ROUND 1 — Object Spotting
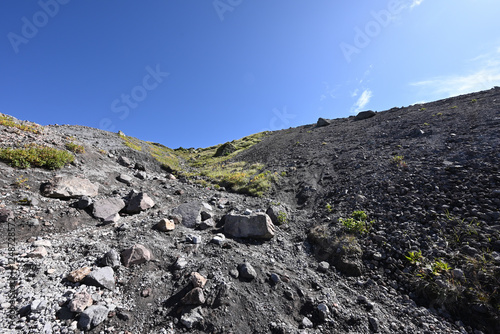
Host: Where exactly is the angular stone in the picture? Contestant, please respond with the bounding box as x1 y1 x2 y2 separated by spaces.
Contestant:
238 262 257 280
67 267 92 283
124 192 155 214
211 233 226 245
317 117 330 127
41 175 99 199
33 239 52 248
154 218 175 232
199 218 215 230
200 211 212 221
76 196 92 209
78 305 109 330
84 267 115 290
214 142 236 157
223 213 275 240
30 299 47 313
134 171 147 180
302 317 313 328
180 306 204 329
186 234 202 244
121 244 152 267
92 198 126 220
118 156 133 167
28 246 47 258
181 287 205 305
100 249 121 269
368 316 379 332
317 261 330 273
354 110 376 121
103 213 120 224
174 257 187 270
0 208 14 222
171 201 203 228
117 174 132 185
266 205 288 226
69 291 93 313
134 162 145 171
190 272 207 288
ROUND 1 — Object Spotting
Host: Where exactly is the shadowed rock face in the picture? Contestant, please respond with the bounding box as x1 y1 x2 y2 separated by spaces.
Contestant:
1 88 499 334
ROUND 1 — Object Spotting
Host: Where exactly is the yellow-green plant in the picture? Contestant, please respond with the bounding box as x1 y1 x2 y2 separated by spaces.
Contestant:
340 211 372 234
405 250 423 265
14 175 30 189
431 259 451 276
0 114 41 134
0 144 74 169
392 155 407 168
65 142 85 154
119 132 142 151
277 211 288 224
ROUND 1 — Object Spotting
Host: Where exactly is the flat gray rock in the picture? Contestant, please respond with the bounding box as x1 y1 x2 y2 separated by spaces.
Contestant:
79 305 109 330
42 175 99 199
171 201 203 228
92 197 126 220
84 266 115 290
223 213 275 240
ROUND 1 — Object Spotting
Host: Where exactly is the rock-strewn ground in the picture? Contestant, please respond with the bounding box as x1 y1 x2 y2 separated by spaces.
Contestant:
0 87 499 333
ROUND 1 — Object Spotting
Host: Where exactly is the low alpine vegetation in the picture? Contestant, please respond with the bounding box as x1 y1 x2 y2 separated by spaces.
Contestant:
0 144 74 169
340 210 372 234
0 114 41 134
65 142 85 154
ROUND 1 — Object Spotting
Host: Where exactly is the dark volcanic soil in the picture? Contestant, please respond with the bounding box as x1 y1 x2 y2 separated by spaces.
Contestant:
0 87 499 334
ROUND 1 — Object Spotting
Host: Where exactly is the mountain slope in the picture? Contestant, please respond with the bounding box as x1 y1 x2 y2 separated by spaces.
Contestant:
0 87 499 333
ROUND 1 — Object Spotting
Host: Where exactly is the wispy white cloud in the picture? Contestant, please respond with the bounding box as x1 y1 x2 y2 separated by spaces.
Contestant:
319 82 339 101
411 47 500 97
410 0 424 9
351 89 373 114
351 89 359 98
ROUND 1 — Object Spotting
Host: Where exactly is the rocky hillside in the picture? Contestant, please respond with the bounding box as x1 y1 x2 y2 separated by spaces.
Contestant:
0 87 499 334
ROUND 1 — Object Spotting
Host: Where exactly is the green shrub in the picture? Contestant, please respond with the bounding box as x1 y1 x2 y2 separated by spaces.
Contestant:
277 211 288 224
431 259 451 276
0 114 41 134
405 250 423 265
65 142 85 154
340 211 371 234
0 144 74 169
392 155 407 168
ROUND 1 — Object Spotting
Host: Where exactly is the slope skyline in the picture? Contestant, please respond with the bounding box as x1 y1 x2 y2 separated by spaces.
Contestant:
1 0 500 148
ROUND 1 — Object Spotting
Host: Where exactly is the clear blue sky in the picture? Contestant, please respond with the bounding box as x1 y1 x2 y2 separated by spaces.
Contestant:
1 1 500 148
